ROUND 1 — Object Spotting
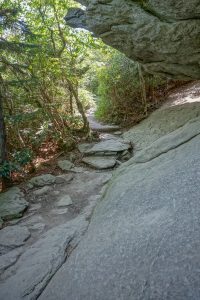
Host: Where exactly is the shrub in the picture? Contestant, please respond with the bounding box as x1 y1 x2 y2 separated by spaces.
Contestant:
95 52 168 125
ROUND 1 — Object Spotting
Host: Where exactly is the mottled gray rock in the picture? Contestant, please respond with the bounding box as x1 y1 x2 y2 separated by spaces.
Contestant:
33 186 51 196
58 160 74 171
56 195 72 207
82 139 131 155
70 167 86 173
28 223 45 232
29 174 56 187
55 174 74 184
28 203 42 212
0 187 28 222
0 248 23 275
114 131 122 135
82 156 116 169
65 0 200 79
78 143 93 154
0 226 30 248
0 217 88 300
52 208 69 215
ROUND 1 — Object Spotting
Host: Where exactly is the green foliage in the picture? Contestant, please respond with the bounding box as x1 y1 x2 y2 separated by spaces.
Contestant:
0 148 33 178
0 0 102 183
95 51 167 124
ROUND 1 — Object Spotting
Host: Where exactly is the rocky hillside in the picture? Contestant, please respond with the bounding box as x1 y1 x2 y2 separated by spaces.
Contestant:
65 0 200 79
39 81 200 300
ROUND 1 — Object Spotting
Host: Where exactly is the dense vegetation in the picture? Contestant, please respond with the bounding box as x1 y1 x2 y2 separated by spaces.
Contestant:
95 52 172 125
0 0 179 190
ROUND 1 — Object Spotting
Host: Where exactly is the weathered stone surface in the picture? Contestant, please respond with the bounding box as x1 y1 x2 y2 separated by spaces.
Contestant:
58 160 74 171
81 139 131 155
0 248 23 275
124 84 200 153
52 208 69 215
78 143 93 154
39 94 200 300
56 195 72 207
0 226 30 249
0 187 28 222
29 174 56 187
0 217 88 300
65 0 200 79
82 156 116 169
55 174 74 184
33 186 51 196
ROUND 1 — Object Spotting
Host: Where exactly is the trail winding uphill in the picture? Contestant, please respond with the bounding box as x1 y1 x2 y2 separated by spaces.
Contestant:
1 82 200 300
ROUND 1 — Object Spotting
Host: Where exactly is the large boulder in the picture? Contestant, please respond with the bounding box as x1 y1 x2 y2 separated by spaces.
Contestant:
65 0 200 80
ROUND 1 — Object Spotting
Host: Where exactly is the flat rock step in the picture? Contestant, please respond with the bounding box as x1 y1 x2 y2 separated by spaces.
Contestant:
82 156 116 169
78 139 131 156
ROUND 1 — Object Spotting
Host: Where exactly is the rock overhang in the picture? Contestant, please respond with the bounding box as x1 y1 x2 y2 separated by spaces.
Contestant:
65 0 200 80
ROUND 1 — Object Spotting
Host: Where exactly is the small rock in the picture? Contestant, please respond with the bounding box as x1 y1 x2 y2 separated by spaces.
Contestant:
58 160 74 171
56 195 72 207
33 186 51 196
52 208 69 215
29 223 45 232
78 143 93 154
55 174 74 184
29 203 42 212
53 191 60 196
29 174 56 187
82 156 116 169
0 226 30 248
114 131 122 135
0 187 28 222
70 167 85 173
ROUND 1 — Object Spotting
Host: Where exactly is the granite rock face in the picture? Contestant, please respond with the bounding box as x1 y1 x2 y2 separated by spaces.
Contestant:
38 84 200 300
65 0 200 80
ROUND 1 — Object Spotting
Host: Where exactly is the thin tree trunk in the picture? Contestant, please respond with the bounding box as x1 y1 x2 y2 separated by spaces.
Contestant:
68 81 90 134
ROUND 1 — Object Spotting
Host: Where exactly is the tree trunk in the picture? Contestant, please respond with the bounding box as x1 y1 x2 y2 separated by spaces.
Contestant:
68 81 90 134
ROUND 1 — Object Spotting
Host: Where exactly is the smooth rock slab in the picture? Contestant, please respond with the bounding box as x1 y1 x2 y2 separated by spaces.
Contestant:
0 226 30 248
82 156 116 169
0 187 28 222
39 132 200 300
58 160 74 171
82 139 131 155
0 247 23 275
0 217 88 300
56 195 72 207
29 174 56 187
